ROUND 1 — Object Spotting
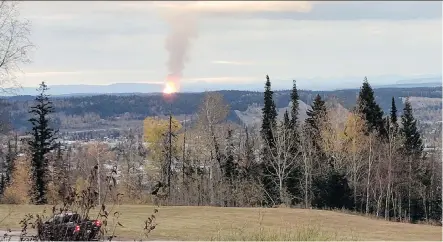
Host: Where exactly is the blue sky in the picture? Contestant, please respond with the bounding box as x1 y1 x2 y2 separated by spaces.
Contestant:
16 1 442 90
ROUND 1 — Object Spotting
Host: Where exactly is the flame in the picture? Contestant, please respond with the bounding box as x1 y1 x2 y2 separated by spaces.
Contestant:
163 75 180 94
163 81 177 94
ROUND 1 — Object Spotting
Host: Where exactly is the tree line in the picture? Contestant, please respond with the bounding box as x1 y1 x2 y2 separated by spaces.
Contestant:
3 86 441 132
0 77 441 225
140 75 440 224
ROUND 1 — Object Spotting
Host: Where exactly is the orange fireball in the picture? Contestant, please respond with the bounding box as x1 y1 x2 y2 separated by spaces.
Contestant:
163 81 177 94
163 75 180 95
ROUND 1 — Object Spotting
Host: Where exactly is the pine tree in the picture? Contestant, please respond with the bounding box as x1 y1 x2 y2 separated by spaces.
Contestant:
357 77 386 137
260 75 278 205
261 75 277 146
283 81 303 205
312 168 353 210
290 80 299 130
306 94 327 133
389 97 398 134
390 97 398 126
400 98 423 157
305 94 328 167
400 97 423 222
28 82 58 204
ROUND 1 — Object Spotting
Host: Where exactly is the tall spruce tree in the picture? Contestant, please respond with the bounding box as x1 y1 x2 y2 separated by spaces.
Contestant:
357 77 386 137
260 75 278 205
284 80 303 205
400 98 423 221
306 94 327 133
400 98 423 157
389 97 398 133
261 75 277 146
290 80 299 130
28 82 57 204
306 94 348 209
305 94 328 167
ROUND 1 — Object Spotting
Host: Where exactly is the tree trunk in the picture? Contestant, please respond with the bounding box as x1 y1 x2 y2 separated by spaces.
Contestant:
423 190 428 221
391 193 397 220
399 194 402 222
408 157 412 222
385 139 393 220
279 177 284 206
365 136 372 215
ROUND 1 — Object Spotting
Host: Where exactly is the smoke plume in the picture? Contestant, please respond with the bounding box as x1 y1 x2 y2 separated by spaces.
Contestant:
157 1 313 89
164 12 197 79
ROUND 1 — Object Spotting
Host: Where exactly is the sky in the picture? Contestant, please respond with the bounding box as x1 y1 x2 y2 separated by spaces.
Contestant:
13 1 443 91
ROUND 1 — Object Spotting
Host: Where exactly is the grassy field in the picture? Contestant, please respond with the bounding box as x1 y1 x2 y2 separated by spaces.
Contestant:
0 205 441 241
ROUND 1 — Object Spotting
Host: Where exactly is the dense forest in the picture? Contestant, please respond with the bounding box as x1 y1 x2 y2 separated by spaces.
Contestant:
1 86 441 132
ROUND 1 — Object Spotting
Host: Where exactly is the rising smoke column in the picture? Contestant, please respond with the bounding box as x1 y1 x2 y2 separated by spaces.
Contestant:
163 11 198 91
158 1 313 92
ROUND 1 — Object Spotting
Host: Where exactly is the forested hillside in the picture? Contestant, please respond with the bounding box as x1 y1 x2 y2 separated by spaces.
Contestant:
1 86 441 132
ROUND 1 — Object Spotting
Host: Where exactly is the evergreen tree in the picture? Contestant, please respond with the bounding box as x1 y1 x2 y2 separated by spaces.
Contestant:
305 94 328 169
400 98 423 157
260 75 278 205
224 128 237 180
389 97 398 134
357 77 386 137
0 173 5 197
28 82 58 204
290 80 299 130
400 98 423 221
306 94 327 133
261 75 277 146
284 81 303 205
312 167 353 210
390 97 398 126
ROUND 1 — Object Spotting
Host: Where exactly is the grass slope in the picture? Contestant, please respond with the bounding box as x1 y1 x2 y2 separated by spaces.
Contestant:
0 205 441 241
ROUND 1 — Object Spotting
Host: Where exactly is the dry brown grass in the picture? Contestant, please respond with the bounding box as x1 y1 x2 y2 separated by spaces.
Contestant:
0 205 441 241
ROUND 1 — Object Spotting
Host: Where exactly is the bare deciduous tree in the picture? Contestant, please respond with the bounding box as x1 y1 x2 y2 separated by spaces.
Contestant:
0 0 34 93
86 142 115 205
197 92 229 168
263 124 299 205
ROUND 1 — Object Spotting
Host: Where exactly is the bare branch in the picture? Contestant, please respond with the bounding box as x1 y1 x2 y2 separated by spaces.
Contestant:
0 0 34 93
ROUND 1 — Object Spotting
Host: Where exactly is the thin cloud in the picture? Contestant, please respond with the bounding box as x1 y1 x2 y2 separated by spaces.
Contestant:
153 1 312 15
21 71 82 77
211 60 255 66
184 76 257 83
19 69 153 77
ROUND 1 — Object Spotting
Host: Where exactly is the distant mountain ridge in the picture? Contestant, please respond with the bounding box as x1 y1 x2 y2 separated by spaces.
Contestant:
3 75 441 97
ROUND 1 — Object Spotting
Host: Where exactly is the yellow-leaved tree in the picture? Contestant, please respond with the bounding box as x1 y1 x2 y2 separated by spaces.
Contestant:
143 116 182 182
1 156 32 204
342 111 368 209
